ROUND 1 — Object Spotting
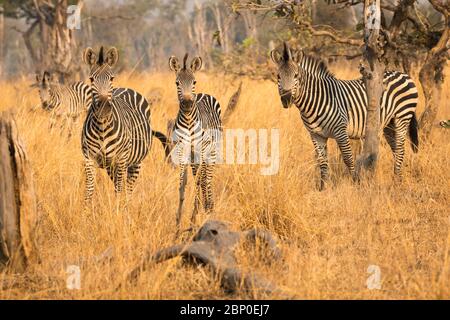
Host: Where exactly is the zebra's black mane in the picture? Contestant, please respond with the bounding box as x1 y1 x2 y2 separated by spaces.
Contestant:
98 46 105 65
299 54 334 78
183 53 189 70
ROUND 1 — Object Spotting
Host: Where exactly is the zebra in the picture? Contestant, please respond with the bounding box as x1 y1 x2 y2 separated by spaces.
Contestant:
168 53 222 235
81 46 157 205
34 71 170 157
270 42 419 190
34 71 91 137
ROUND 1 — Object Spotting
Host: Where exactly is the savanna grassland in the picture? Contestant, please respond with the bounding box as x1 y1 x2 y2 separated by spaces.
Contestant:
0 64 449 299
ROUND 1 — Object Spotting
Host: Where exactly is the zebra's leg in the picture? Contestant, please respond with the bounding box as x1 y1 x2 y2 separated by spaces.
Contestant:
110 162 127 212
334 130 356 180
311 134 329 191
59 115 68 133
383 118 397 155
84 159 96 210
176 164 188 236
126 164 141 197
67 115 78 140
392 119 409 178
114 163 127 194
191 163 201 226
201 164 215 214
49 115 57 132
106 165 117 199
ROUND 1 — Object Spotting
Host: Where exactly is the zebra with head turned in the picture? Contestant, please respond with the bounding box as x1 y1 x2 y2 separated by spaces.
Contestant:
34 71 91 137
169 54 222 235
82 46 156 205
271 42 419 190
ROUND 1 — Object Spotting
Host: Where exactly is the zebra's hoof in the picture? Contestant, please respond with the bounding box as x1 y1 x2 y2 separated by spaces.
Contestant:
352 173 360 183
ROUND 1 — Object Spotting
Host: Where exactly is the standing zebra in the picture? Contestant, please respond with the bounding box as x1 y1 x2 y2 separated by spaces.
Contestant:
169 54 222 235
82 46 154 205
271 43 419 190
35 71 91 138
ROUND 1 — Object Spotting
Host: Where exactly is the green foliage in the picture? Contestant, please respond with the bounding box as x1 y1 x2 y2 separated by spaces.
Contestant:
242 37 255 49
355 22 364 32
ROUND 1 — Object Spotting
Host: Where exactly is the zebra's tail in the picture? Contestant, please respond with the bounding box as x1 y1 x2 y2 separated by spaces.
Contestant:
151 130 172 160
409 113 419 153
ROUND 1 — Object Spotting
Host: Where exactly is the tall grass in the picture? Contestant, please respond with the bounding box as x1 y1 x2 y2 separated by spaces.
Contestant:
0 65 448 299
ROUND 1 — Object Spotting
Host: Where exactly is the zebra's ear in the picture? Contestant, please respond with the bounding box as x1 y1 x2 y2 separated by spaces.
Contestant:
43 71 51 84
190 57 203 72
31 74 41 88
270 49 282 65
105 47 119 67
169 56 180 72
83 47 97 67
291 49 303 64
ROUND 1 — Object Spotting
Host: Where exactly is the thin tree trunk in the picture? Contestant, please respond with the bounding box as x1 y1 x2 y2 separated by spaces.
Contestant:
419 60 445 139
212 3 230 54
357 0 385 174
192 2 212 68
242 11 258 45
0 5 4 78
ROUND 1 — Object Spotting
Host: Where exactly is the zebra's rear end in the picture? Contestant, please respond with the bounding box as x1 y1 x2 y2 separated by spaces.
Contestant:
381 71 418 127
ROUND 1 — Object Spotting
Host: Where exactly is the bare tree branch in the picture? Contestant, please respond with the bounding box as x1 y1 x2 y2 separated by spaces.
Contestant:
297 20 363 46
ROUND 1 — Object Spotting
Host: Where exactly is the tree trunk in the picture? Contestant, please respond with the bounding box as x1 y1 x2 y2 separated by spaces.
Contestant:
418 8 449 141
242 11 258 45
0 5 4 78
212 3 230 54
357 0 385 174
20 0 79 82
0 112 39 272
191 2 212 68
418 59 445 140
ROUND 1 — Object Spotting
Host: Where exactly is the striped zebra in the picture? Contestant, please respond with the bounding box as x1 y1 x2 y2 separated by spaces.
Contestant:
35 71 91 137
34 71 170 155
169 54 222 235
81 46 156 204
270 43 419 190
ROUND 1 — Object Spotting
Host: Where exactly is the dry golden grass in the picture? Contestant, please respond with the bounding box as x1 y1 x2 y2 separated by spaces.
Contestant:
0 65 449 300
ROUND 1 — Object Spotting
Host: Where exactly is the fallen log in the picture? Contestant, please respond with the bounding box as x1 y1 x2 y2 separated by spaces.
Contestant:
120 219 292 298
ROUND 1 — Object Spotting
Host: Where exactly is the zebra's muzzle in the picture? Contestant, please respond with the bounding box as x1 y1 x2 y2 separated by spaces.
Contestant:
181 95 194 109
182 93 194 102
97 94 110 103
280 91 292 109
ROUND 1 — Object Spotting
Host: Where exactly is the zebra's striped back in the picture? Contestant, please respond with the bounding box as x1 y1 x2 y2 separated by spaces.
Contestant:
36 72 91 117
57 82 92 116
173 93 222 163
82 87 152 168
294 55 419 139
